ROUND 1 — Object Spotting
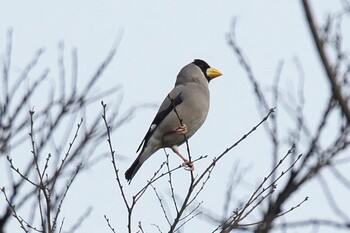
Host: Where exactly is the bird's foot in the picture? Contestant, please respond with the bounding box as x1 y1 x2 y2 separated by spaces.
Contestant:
173 124 188 135
182 160 194 171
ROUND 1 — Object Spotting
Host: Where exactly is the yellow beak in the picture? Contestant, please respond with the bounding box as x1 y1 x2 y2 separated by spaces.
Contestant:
206 67 222 79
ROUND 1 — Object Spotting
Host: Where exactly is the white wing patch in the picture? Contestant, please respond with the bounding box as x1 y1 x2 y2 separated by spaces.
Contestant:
149 124 157 133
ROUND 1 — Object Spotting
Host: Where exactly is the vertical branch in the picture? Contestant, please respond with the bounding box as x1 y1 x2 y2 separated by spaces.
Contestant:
2 29 12 109
101 101 132 233
1 29 13 154
70 48 78 98
29 110 53 233
269 61 283 204
165 94 197 232
301 0 350 122
165 151 179 213
58 42 66 102
167 94 192 164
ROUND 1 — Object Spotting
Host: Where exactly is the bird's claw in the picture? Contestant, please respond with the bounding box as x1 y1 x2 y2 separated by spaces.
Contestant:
182 160 194 171
173 124 188 135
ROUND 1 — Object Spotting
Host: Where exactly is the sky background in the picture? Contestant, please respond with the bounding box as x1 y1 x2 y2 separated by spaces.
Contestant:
1 1 349 232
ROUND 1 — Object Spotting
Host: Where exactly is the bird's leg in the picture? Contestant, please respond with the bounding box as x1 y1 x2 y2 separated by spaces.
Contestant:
172 123 188 134
171 145 194 171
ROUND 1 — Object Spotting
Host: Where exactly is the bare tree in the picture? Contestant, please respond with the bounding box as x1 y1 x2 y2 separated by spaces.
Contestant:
103 102 291 233
3 1 350 232
101 1 350 233
0 30 142 233
223 1 350 232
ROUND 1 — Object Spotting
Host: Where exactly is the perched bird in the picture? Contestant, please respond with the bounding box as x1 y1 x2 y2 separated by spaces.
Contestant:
125 59 222 182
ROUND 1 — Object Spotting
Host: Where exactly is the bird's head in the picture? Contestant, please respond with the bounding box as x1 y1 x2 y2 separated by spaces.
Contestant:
193 59 222 82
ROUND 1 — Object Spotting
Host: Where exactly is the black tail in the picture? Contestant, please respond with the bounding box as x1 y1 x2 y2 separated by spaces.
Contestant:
125 158 142 183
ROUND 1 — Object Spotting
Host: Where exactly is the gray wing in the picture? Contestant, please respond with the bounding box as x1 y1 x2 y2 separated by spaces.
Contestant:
136 86 184 153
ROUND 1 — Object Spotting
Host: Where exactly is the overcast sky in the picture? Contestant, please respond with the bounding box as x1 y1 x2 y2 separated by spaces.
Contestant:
1 1 349 233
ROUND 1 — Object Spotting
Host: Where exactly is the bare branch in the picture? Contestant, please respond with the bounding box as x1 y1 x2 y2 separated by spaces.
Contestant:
301 0 350 123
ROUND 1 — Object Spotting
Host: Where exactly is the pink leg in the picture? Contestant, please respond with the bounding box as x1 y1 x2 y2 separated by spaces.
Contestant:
171 145 194 171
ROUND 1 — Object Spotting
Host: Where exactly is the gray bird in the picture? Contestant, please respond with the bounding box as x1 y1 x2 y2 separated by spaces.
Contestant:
125 59 222 182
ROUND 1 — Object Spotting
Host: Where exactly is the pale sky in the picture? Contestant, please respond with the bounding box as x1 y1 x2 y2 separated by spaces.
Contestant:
1 1 349 233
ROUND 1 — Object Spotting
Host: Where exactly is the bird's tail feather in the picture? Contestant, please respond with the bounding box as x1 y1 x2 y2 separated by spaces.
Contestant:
125 158 142 183
125 145 159 183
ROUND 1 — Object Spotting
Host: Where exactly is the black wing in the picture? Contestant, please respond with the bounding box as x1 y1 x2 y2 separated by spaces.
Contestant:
136 92 183 153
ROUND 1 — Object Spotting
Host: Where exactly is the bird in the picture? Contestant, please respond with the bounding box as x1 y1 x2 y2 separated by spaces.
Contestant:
125 59 222 182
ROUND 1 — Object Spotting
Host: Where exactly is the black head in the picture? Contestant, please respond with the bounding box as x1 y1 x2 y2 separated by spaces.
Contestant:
193 59 210 75
192 59 222 82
